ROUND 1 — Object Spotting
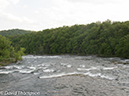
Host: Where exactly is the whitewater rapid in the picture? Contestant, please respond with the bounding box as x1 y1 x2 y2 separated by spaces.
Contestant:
0 55 129 96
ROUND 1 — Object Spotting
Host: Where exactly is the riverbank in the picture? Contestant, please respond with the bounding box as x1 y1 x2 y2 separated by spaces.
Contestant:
0 58 15 66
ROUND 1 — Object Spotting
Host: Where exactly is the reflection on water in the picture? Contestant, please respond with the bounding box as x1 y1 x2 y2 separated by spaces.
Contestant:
0 55 129 96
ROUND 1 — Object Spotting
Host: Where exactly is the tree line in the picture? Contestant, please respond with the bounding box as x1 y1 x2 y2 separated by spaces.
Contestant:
9 20 129 58
0 29 34 37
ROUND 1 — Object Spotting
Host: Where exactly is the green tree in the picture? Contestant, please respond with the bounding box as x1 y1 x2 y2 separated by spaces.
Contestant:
0 35 25 64
14 48 25 62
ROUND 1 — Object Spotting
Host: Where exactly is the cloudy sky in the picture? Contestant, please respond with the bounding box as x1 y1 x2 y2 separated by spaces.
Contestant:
0 0 129 31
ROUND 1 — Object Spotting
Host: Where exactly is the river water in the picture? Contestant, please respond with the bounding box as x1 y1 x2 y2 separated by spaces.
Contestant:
0 55 129 96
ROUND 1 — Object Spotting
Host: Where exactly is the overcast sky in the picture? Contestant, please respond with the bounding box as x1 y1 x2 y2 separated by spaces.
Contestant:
0 0 129 31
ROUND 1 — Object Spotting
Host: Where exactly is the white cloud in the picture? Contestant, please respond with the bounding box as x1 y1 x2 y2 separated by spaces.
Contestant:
0 0 129 31
1 12 36 24
67 0 121 4
0 0 10 11
9 0 20 4
30 0 129 30
0 0 20 11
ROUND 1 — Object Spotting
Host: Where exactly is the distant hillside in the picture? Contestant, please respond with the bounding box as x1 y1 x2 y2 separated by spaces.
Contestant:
0 29 34 36
11 20 129 58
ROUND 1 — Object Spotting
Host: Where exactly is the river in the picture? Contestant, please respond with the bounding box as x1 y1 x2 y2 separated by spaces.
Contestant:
0 55 129 96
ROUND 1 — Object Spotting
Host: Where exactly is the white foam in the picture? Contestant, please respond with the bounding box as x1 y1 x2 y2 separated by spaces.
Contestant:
4 65 24 70
77 68 87 71
28 66 36 70
80 65 85 68
85 72 101 77
77 67 98 71
22 55 62 59
67 65 72 68
102 67 117 70
85 72 114 80
88 67 98 70
120 59 129 63
4 66 14 69
43 69 54 73
33 73 39 75
46 56 62 59
77 66 117 71
13 65 24 69
0 71 13 74
99 75 114 80
19 70 34 74
40 73 64 78
39 72 79 78
39 72 114 80
22 55 34 58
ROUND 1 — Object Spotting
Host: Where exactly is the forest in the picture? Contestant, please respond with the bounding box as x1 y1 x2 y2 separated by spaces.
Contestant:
0 35 25 66
6 20 129 58
0 29 34 37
